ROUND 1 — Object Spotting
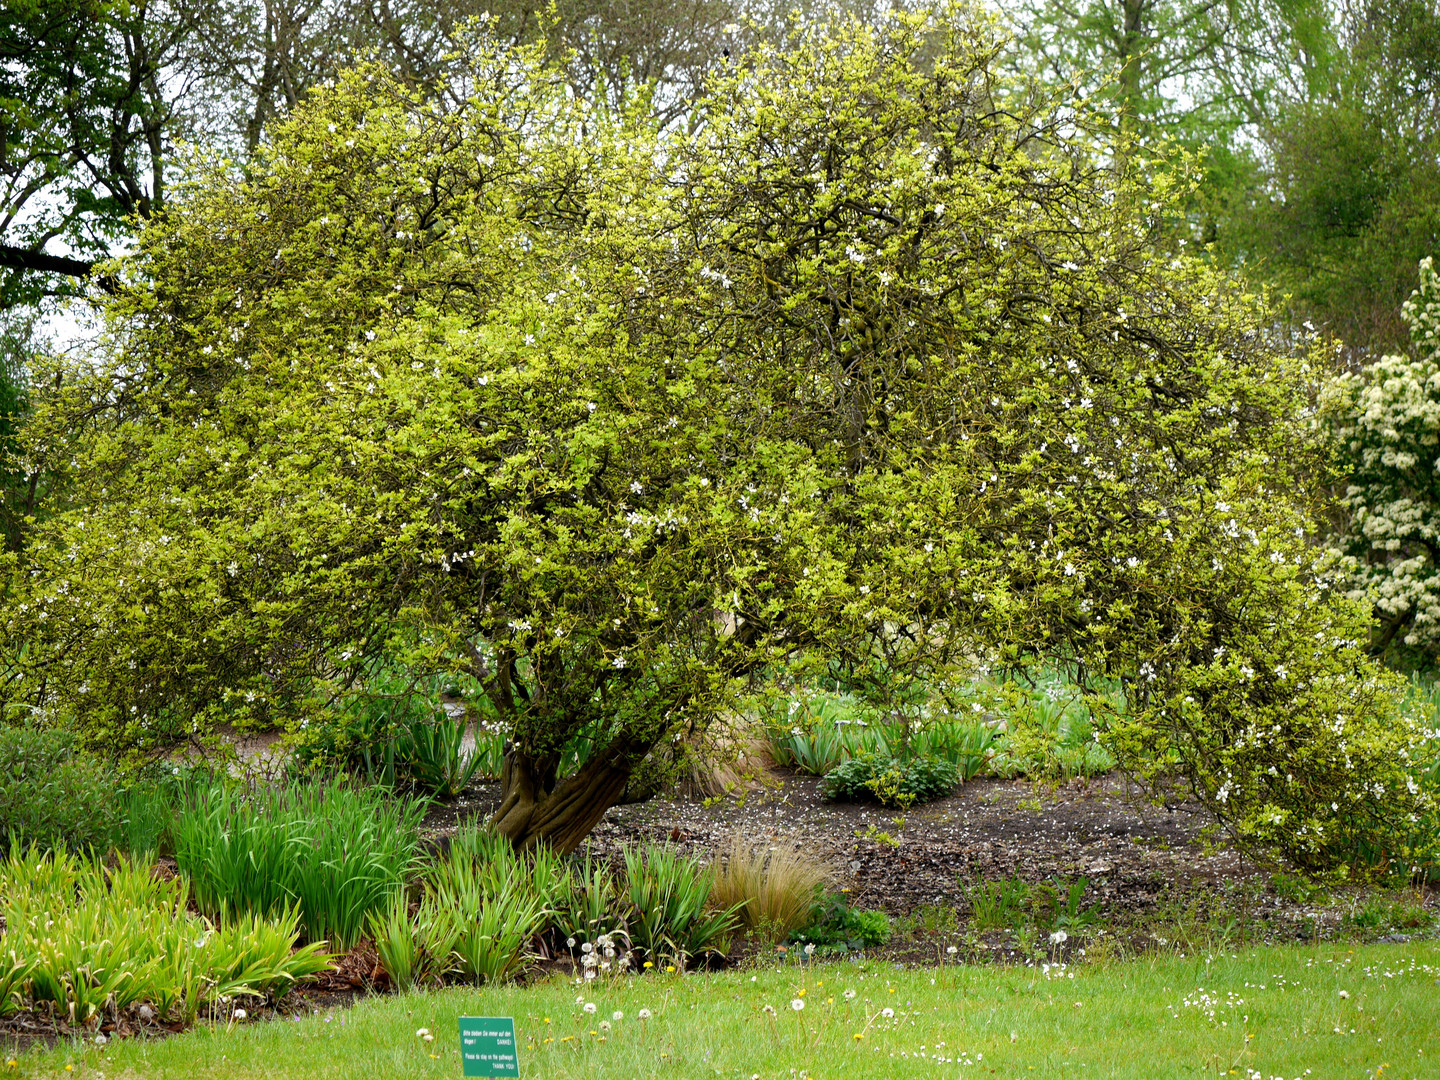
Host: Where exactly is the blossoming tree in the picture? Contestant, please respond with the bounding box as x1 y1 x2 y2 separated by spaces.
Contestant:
4 6 1433 867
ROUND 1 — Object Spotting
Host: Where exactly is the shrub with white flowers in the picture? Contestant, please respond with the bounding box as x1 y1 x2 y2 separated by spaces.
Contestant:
1324 257 1440 662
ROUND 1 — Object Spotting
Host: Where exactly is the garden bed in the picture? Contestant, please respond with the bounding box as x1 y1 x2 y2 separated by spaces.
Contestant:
428 765 1438 951
3 759 1435 1062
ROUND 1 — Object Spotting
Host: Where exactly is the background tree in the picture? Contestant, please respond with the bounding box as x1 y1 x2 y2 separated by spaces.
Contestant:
1001 0 1440 356
0 0 777 304
0 0 194 303
0 309 37 553
1003 0 1257 135
2 8 1431 866
1213 0 1440 353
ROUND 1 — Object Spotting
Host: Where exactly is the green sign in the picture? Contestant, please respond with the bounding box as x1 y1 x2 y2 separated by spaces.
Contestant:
459 1016 519 1077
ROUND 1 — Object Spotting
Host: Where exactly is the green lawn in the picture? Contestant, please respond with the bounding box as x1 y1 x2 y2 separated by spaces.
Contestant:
13 942 1440 1080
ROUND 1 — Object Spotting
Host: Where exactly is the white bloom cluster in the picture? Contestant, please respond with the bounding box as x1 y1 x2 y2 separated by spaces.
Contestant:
1325 257 1440 653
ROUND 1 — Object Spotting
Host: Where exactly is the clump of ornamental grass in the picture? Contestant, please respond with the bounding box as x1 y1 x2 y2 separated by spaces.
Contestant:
708 834 832 942
622 843 745 966
173 777 426 949
369 823 568 988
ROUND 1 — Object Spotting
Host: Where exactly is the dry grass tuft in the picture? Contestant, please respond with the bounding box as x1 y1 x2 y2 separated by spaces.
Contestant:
708 833 832 941
674 739 778 800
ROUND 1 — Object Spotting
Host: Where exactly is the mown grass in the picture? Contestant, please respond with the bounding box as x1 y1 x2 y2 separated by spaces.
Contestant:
15 941 1439 1079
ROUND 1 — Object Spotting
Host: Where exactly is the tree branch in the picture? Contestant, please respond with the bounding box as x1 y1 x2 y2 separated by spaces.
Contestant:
0 243 114 291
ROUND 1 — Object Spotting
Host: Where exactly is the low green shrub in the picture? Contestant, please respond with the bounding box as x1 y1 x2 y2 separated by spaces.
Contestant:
789 893 891 952
174 778 426 949
0 843 330 1027
822 752 959 807
0 726 122 853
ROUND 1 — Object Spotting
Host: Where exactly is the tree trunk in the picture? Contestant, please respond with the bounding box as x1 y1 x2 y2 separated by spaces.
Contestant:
1118 0 1147 133
490 740 645 855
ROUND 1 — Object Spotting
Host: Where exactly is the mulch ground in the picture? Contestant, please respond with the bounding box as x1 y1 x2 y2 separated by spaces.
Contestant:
424 765 1438 949
389 765 1440 989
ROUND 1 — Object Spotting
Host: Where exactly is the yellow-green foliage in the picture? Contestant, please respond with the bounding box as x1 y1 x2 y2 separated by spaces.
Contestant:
1 4 1433 869
0 844 331 1026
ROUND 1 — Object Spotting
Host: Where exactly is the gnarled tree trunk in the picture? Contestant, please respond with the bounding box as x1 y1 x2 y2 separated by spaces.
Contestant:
490 738 648 854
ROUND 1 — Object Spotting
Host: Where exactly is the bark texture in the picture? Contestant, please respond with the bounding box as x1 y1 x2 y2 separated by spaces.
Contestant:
490 738 647 854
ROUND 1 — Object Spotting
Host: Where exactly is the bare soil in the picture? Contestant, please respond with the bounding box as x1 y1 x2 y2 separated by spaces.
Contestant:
425 765 1437 948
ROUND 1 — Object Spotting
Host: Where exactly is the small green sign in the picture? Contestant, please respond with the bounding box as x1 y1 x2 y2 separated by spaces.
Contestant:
459 1016 519 1077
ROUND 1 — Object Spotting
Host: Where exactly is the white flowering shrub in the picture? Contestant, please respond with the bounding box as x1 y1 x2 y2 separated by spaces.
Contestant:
1324 257 1440 663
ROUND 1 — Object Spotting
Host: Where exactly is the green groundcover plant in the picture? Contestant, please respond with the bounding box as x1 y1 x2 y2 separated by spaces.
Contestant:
0 843 330 1027
789 892 893 952
0 4 1434 870
822 751 959 807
